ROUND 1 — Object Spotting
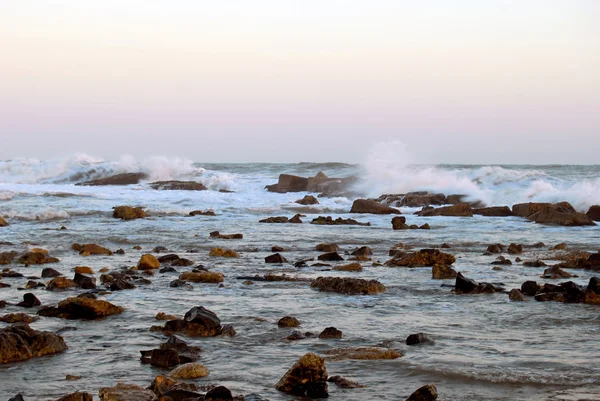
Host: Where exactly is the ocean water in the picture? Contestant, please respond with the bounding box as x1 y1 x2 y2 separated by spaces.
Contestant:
1 154 599 401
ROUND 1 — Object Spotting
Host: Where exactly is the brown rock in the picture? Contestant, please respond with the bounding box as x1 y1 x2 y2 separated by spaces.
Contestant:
209 231 243 239
275 353 328 398
209 248 238 257
38 297 123 320
46 277 78 291
150 181 207 191
386 249 455 267
179 271 224 283
406 384 438 401
0 251 18 265
541 265 574 279
78 244 113 256
334 263 363 272
507 243 523 254
318 327 342 339
278 316 300 328
259 216 289 223
417 203 473 217
0 323 67 364
350 199 401 214
391 216 410 230
473 206 513 216
487 244 504 254
311 277 386 295
431 264 457 279
0 217 8 227
509 289 525 301
189 210 216 216
17 252 59 265
17 293 41 308
112 206 147 220
56 392 93 401
289 213 304 223
266 174 309 193
315 243 339 252
318 252 344 261
327 375 365 388
204 386 233 401
587 205 600 221
265 253 288 264
0 313 39 324
311 216 370 226
78 172 147 186
169 362 209 379
99 383 155 401
512 202 558 217
552 243 567 250
156 312 178 321
322 347 401 361
74 266 94 275
296 195 319 205
137 254 160 270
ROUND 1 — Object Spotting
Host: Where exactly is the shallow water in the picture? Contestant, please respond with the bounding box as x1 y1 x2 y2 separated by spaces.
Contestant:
1 160 600 400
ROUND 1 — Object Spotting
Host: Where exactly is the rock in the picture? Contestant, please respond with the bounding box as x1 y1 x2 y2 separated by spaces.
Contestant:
541 266 574 279
278 316 300 328
289 213 303 223
8 395 24 401
406 333 434 346
79 172 148 186
158 254 180 264
406 384 438 401
110 278 136 291
17 252 59 265
0 323 67 364
140 349 181 368
17 293 41 308
265 253 288 264
487 244 504 254
271 246 286 252
311 277 386 295
351 246 372 257
137 254 160 270
391 216 410 230
169 362 209 379
350 199 401 214
112 206 147 220
150 181 207 191
209 248 238 257
169 279 192 289
99 382 155 401
0 251 18 264
512 202 565 217
189 210 216 216
432 264 457 279
204 386 233 401
266 174 310 193
179 271 224 283
588 277 600 294
259 216 289 223
73 273 96 289
318 252 344 261
333 263 362 272
327 376 365 389
417 204 473 217
78 244 113 256
514 202 595 226
311 216 370 226
296 195 319 205
155 306 226 337
170 258 194 267
378 192 446 207
0 313 39 324
275 353 328 398
521 281 541 296
473 206 513 216
156 312 178 321
523 260 546 267
55 392 93 401
210 231 243 239
322 347 401 361
509 289 525 301
454 273 503 294
386 249 455 267
0 217 8 227
319 327 342 339
491 256 512 265
65 375 82 381
286 330 305 341
587 205 600 221
507 243 523 254
38 297 123 320
315 243 339 252
46 277 78 291
74 266 94 275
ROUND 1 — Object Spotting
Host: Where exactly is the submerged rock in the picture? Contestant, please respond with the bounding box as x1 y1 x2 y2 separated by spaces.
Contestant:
150 181 207 191
318 327 343 339
153 306 232 337
386 249 455 267
75 244 113 256
406 384 438 401
406 333 434 346
38 297 123 320
99 382 155 401
209 231 243 239
169 362 209 379
350 199 401 214
296 195 319 205
112 206 147 220
79 172 147 186
311 277 386 295
17 252 59 265
0 323 67 364
275 353 328 398
311 216 370 226
322 347 401 361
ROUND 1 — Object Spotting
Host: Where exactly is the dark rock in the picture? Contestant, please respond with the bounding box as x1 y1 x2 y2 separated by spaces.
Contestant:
0 323 67 363
391 216 410 230
513 202 595 226
275 352 328 398
289 213 304 223
318 252 344 261
296 195 319 205
406 384 438 401
286 330 305 341
491 256 512 265
386 249 455 267
327 375 365 389
265 253 288 264
473 206 513 216
171 258 194 267
204 386 233 401
507 243 523 254
150 181 207 191
406 333 434 346
159 266 177 273
259 216 288 223
417 204 473 217
114 248 125 255
55 392 93 401
73 273 96 289
315 243 339 252
109 278 136 291
351 246 372 257
140 348 181 368
454 273 503 294
78 172 147 186
37 297 123 320
523 260 546 267
271 246 286 252
278 316 300 328
521 281 541 296
587 205 600 221
158 254 181 264
169 279 192 289
266 174 309 193
311 216 370 226
350 199 401 214
588 277 600 294
189 210 216 216
487 244 504 254
8 395 25 401
509 289 525 301
318 327 342 339
541 266 574 279
432 264 457 279
210 231 243 239
17 293 41 308
311 276 386 295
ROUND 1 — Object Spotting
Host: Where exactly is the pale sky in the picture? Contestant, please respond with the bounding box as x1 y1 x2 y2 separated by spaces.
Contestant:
1 0 599 164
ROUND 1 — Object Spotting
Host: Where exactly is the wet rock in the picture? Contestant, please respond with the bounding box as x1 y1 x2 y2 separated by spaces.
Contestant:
266 174 310 193
327 375 365 389
189 210 216 216
534 281 586 303
112 206 147 220
278 316 300 328
17 252 59 265
507 243 523 254
79 172 147 186
109 278 136 291
209 248 238 257
588 277 600 294
513 202 595 226
155 306 227 337
315 243 339 252
65 374 82 380
77 244 112 256
259 216 289 223
351 246 372 257
318 252 344 261
523 260 546 267
157 254 181 264
419 223 431 230
541 266 574 279
350 199 401 214
286 330 305 341
55 392 93 401
391 216 409 230
432 264 457 279
386 249 455 267
8 395 24 401
487 244 504 254
417 204 473 217
38 297 123 320
406 384 438 401
318 327 342 339
491 256 512 265
156 312 178 321
0 323 67 363
454 273 503 294
509 289 525 301
150 181 207 191
271 246 286 252
587 205 600 221
333 263 362 272
265 253 288 264
289 213 304 223
17 293 41 308
159 267 177 274
0 217 8 227
169 279 192 289
406 333 434 345
521 281 541 296
0 313 39 324
322 347 401 361
378 192 446 208
204 386 233 401
169 362 209 379
311 277 386 295
73 273 96 289
99 382 155 401
0 251 18 265
179 271 224 283
311 216 370 226
275 352 328 398
46 277 78 291
74 266 94 275
137 254 160 270
140 338 200 368
473 206 513 216
210 231 243 239
296 195 319 205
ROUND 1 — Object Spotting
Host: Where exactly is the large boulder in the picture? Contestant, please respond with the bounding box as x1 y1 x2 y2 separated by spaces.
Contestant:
150 181 207 191
266 174 309 193
296 195 319 205
473 206 513 217
587 205 600 221
169 362 209 379
77 244 112 256
56 392 94 401
153 306 232 337
0 323 67 364
378 192 446 207
386 249 455 267
531 207 595 226
179 271 224 283
78 172 148 186
99 383 155 401
17 252 59 265
311 216 370 226
512 202 564 217
112 206 147 220
454 273 504 294
38 297 123 320
350 199 401 214
432 264 457 279
137 254 160 270
406 384 438 401
417 204 473 217
311 277 386 295
275 353 328 398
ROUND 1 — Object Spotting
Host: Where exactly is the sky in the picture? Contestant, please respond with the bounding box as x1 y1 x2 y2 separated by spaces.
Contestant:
0 0 599 164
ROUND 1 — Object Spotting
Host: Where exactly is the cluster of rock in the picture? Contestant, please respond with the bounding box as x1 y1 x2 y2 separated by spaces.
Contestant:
392 216 430 230
311 216 370 226
140 335 201 369
259 214 304 223
266 171 356 195
510 277 600 304
512 202 596 226
151 306 235 337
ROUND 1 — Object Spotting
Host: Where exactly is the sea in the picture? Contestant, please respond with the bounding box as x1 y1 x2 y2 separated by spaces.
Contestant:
0 153 599 401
